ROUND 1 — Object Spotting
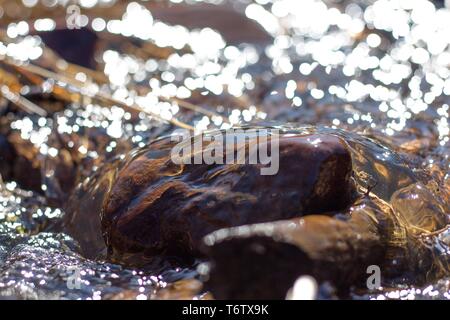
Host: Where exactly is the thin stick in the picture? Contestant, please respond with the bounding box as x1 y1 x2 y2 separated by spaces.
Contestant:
0 85 48 117
162 96 223 119
3 60 194 130
4 58 228 124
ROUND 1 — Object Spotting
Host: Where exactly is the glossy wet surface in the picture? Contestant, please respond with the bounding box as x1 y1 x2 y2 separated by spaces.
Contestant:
0 0 449 299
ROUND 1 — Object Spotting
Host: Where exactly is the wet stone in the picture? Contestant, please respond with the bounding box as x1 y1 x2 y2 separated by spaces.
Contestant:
102 131 355 265
202 197 391 299
4 132 42 193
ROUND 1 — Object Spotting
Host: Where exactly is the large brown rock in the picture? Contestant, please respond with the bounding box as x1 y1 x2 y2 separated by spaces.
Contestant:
102 131 355 265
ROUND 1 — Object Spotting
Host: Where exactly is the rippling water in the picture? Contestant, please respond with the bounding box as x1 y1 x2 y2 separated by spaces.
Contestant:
0 0 449 299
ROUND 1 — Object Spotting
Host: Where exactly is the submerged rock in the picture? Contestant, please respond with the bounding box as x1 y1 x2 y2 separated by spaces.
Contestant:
202 192 449 299
202 197 391 299
64 125 448 299
102 130 355 264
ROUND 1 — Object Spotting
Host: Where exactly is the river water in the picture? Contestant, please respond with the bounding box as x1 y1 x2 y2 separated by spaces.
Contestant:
0 0 449 299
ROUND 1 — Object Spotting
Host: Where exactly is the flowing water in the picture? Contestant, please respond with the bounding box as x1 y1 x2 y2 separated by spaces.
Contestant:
0 0 449 299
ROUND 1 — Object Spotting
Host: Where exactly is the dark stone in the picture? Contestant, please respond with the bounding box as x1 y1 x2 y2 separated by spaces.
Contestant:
202 201 390 299
39 28 98 69
7 132 42 192
102 131 355 265
0 133 15 181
